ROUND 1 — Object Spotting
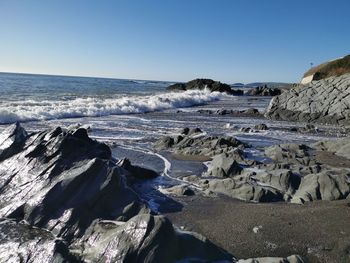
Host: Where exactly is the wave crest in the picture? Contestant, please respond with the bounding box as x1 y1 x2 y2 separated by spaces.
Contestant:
0 89 226 124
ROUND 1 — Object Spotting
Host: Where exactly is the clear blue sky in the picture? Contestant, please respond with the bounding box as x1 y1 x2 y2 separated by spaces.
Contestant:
0 0 349 83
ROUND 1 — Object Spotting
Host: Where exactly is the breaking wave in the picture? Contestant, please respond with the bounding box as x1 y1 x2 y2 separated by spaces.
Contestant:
0 89 226 124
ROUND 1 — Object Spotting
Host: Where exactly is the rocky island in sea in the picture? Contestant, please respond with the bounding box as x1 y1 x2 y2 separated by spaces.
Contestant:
0 56 350 263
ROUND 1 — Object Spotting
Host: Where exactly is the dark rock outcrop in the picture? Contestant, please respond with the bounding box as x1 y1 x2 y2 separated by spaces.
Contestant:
0 123 233 262
154 127 246 157
197 108 262 117
245 85 282 96
167 78 241 95
237 255 305 263
72 214 229 262
0 125 147 242
0 218 77 262
118 158 159 180
0 121 27 161
265 74 350 125
254 123 269 130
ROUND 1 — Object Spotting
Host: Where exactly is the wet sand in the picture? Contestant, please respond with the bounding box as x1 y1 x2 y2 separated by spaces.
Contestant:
166 195 350 263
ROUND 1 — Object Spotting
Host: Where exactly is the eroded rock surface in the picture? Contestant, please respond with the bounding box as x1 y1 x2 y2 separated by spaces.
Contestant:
0 125 146 242
0 123 232 262
155 128 350 204
0 219 77 262
291 171 350 204
167 78 239 94
72 214 230 262
154 127 246 157
265 73 350 125
245 86 282 96
237 255 304 263
197 108 262 117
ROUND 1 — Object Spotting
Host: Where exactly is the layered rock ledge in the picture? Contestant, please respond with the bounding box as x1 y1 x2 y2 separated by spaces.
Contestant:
265 73 350 125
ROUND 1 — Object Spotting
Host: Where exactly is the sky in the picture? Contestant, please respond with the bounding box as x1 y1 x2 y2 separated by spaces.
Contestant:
0 0 349 83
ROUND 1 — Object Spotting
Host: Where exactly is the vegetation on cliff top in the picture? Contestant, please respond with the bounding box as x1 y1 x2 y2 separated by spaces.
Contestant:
303 55 350 80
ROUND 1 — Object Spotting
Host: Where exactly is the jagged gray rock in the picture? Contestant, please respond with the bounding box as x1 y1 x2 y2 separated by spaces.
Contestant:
256 169 301 196
291 172 350 204
0 121 27 161
206 152 243 178
154 128 246 157
236 255 305 263
118 158 159 180
205 176 284 202
0 219 77 262
254 123 269 130
265 73 350 125
202 167 302 203
245 85 282 96
313 137 350 159
0 124 233 262
197 108 262 117
0 126 147 242
265 143 312 165
167 78 238 94
163 184 195 196
73 214 230 262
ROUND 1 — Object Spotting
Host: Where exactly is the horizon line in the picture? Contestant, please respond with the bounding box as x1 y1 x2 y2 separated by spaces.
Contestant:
0 71 294 85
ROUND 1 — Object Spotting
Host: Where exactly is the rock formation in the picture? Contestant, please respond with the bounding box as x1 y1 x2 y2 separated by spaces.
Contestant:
0 123 232 262
245 85 282 96
167 78 243 95
155 129 350 204
197 108 262 117
237 255 304 263
154 127 246 158
265 73 350 125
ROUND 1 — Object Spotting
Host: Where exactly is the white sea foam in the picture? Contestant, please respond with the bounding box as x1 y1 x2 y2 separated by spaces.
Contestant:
0 89 226 124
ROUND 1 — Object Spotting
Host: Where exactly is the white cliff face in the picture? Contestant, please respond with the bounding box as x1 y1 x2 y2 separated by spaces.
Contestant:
300 74 314 84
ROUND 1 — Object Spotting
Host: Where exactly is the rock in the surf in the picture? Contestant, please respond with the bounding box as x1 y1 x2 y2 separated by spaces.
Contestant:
245 85 282 96
167 78 238 94
254 123 269 130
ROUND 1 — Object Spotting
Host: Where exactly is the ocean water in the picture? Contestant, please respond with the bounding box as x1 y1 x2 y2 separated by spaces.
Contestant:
0 72 228 123
0 72 342 148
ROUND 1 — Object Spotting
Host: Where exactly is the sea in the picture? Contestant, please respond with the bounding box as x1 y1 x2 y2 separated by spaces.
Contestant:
0 72 343 210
